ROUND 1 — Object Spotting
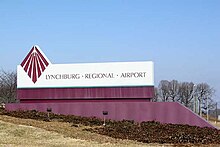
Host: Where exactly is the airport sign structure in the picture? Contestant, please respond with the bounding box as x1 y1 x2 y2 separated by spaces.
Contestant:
17 45 154 101
6 45 215 128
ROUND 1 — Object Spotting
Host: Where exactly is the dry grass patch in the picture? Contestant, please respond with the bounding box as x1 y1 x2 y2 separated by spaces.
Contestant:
209 121 220 129
0 115 171 147
0 120 96 147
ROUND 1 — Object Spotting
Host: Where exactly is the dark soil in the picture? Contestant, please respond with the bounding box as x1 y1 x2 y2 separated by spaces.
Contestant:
86 121 220 144
0 108 104 126
1 108 220 145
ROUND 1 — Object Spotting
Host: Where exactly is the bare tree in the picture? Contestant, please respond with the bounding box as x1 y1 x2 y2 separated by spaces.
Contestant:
158 80 170 102
195 83 215 114
168 80 179 102
156 80 215 112
152 87 159 102
0 70 17 103
178 82 194 109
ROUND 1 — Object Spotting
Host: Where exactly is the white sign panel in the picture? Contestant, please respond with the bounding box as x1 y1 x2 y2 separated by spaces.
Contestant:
17 46 154 88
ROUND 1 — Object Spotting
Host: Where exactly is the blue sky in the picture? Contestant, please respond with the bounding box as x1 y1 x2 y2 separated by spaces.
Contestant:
0 0 220 101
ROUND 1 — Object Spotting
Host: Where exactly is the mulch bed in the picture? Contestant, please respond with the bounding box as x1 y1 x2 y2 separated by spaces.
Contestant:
0 108 220 145
86 120 220 144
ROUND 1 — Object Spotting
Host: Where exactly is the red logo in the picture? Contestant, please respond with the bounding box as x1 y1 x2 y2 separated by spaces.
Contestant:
21 46 49 83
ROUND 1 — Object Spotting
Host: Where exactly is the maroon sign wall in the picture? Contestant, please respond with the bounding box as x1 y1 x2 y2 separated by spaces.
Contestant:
17 86 154 102
6 102 215 128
